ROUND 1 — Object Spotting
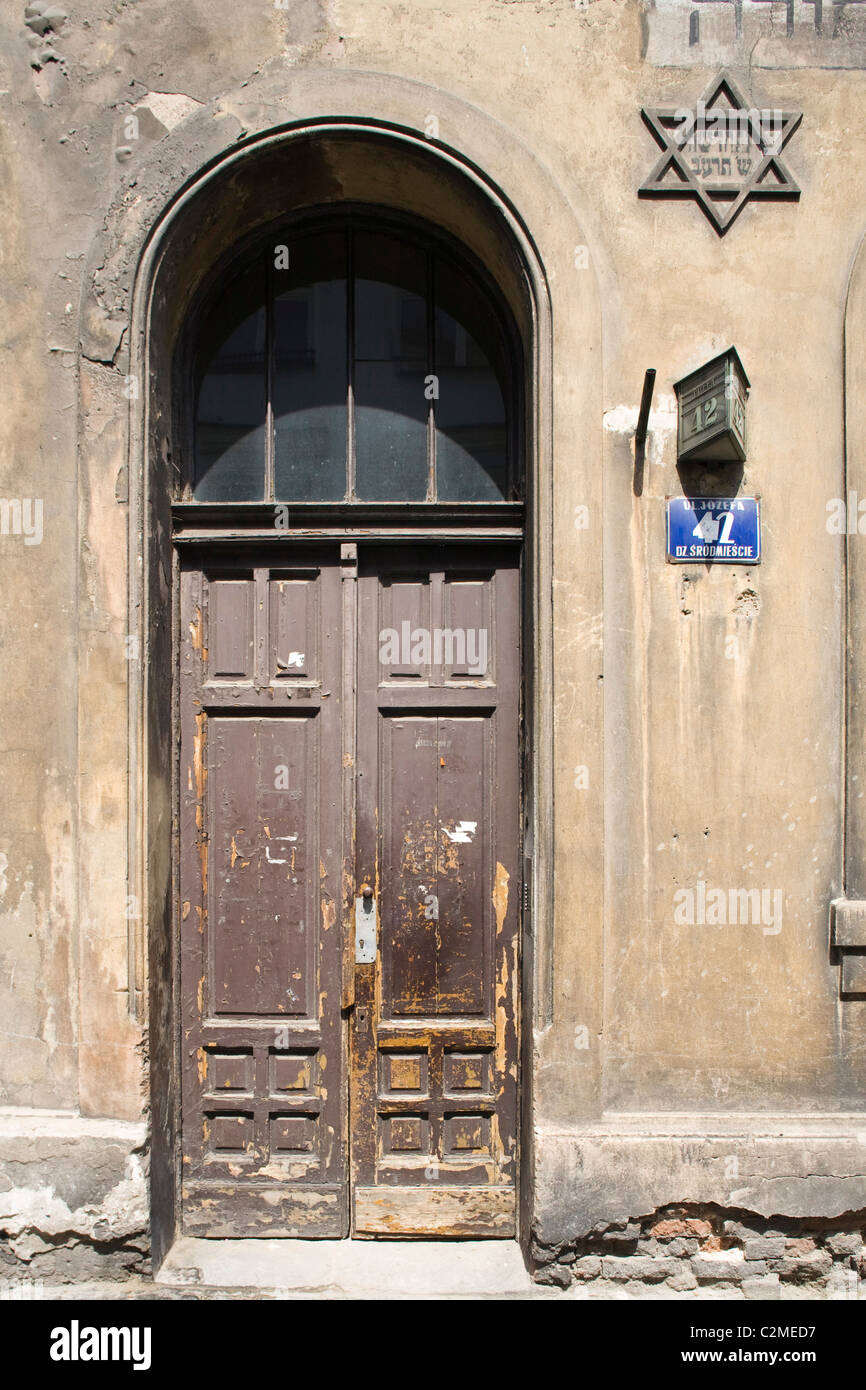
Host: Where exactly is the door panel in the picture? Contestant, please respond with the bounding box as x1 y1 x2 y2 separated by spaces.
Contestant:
351 547 520 1236
178 542 520 1238
179 553 347 1237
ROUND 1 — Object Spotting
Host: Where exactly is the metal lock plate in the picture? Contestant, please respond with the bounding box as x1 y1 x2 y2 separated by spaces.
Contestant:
354 894 377 964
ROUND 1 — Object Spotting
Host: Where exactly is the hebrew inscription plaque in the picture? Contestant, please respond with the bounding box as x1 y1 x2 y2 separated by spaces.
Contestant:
639 70 802 235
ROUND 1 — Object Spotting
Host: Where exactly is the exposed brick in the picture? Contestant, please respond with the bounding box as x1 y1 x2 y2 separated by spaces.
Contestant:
723 1220 762 1241
651 1218 714 1239
666 1237 699 1257
825 1233 862 1258
691 1255 746 1283
602 1256 676 1283
723 1220 785 1241
775 1252 833 1283
743 1275 781 1301
530 1239 555 1263
636 1237 662 1256
599 1221 640 1247
533 1263 572 1288
743 1237 786 1260
785 1237 817 1256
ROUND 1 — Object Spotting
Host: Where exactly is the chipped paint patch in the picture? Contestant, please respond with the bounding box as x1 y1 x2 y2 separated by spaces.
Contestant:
493 861 510 935
493 862 511 1080
603 395 676 467
188 606 203 651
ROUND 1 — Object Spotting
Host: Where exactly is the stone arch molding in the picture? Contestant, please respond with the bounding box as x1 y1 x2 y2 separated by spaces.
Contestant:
75 65 605 1256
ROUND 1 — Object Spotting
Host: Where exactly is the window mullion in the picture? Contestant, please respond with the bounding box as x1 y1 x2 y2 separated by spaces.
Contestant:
265 244 275 502
347 225 356 502
427 247 436 503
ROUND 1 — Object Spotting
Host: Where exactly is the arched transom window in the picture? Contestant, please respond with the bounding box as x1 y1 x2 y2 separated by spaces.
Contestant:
192 214 518 504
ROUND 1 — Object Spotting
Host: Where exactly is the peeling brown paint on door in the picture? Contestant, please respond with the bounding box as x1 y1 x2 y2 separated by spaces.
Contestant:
179 543 521 1238
179 553 347 1237
351 547 521 1236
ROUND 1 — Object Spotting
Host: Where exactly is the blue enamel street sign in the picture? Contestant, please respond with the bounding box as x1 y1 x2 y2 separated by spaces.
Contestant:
666 497 761 563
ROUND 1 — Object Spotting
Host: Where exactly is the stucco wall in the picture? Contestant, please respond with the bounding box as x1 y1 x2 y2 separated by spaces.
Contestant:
1 0 866 1270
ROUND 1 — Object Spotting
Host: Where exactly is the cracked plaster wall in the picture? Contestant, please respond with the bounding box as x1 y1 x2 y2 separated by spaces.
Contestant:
0 0 865 1262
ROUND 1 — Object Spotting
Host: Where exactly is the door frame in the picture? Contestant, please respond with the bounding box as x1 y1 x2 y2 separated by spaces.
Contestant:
108 109 583 1268
166 193 535 1242
172 525 526 1237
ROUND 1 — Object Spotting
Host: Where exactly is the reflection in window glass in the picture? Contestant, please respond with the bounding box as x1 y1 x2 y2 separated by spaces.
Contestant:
354 232 429 501
273 232 348 502
194 264 267 500
190 222 515 505
434 260 508 501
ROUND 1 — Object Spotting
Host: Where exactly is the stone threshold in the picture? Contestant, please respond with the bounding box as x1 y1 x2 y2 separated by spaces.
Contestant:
157 1235 542 1298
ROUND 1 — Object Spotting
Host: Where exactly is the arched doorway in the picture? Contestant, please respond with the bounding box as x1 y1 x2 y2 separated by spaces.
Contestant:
174 204 524 1237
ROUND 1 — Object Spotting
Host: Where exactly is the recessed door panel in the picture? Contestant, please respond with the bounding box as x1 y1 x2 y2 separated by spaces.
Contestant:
208 715 315 1017
380 714 490 1018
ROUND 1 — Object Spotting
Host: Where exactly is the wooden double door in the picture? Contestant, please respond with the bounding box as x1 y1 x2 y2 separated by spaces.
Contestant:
179 540 521 1237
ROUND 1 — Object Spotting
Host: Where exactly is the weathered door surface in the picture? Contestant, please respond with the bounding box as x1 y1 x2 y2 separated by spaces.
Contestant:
179 542 520 1238
351 546 520 1236
179 549 347 1237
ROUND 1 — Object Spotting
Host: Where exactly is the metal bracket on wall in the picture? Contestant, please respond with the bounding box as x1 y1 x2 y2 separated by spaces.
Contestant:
830 899 866 996
634 368 656 496
635 368 656 455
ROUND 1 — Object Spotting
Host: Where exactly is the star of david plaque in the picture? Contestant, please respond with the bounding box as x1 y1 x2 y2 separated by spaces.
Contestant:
639 71 802 235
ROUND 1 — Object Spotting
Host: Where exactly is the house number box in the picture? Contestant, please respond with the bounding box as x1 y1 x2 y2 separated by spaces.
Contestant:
666 497 761 563
674 347 749 463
